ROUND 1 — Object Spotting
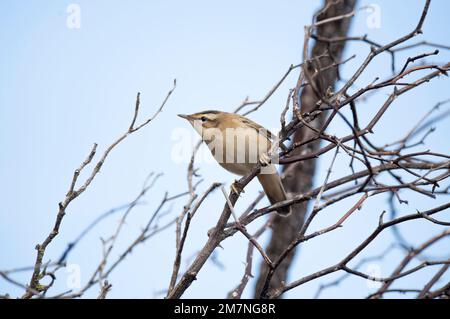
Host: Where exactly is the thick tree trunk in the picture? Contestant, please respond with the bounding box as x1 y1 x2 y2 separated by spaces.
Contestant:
254 0 358 298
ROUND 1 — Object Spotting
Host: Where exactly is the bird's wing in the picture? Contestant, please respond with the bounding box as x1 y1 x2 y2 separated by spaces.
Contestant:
238 115 276 143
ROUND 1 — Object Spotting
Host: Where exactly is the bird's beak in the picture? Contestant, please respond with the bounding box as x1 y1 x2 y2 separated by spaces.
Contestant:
178 114 193 121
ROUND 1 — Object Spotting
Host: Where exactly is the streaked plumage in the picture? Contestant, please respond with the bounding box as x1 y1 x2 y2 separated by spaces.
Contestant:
178 110 291 216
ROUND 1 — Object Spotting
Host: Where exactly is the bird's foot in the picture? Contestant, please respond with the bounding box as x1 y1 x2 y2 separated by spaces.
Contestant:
231 180 245 195
259 152 271 167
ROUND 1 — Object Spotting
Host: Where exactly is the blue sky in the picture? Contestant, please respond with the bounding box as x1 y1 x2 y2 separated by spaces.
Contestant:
1 0 449 298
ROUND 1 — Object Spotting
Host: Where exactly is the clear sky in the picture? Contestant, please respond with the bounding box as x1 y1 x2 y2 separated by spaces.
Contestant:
1 0 449 298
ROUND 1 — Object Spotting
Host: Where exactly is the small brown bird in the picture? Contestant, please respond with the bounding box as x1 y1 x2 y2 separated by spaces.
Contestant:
178 110 291 216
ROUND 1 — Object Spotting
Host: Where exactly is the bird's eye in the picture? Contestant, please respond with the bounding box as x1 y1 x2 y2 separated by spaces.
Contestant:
200 116 208 122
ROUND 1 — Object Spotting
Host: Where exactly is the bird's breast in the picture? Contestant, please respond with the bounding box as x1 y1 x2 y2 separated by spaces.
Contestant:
203 127 270 175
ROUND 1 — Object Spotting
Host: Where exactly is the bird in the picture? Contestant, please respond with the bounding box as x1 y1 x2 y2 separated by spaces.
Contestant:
178 110 291 216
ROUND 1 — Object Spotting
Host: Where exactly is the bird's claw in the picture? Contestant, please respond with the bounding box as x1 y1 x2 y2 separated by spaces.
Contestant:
259 153 271 167
231 180 245 195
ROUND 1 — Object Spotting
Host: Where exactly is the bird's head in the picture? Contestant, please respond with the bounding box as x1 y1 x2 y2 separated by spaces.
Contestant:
178 110 229 139
178 111 228 136
177 110 224 128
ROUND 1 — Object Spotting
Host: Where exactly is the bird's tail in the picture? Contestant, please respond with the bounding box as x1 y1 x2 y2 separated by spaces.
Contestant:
257 169 291 216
